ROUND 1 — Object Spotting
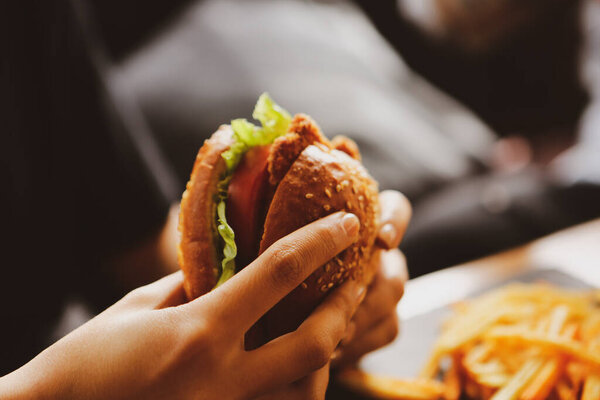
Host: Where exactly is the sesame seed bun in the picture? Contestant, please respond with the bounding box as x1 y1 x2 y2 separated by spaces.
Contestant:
258 141 379 342
178 114 380 344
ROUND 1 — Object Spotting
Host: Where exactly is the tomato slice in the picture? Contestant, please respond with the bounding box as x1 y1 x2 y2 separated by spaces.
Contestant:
226 145 271 268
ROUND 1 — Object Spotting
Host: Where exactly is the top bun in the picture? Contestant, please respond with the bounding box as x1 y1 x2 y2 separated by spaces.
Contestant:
256 117 380 341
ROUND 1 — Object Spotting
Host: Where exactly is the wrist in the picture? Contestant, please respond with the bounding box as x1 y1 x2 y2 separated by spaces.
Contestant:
0 351 70 400
0 368 39 399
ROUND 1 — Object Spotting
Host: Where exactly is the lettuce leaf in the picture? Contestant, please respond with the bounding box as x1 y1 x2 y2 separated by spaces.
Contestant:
215 201 236 286
214 93 291 287
221 94 292 171
252 93 292 141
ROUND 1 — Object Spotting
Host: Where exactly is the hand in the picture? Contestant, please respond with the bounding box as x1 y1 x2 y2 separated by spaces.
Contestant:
332 190 411 368
0 212 365 400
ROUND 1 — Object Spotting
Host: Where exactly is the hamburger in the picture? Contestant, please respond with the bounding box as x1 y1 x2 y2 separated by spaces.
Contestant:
178 94 380 345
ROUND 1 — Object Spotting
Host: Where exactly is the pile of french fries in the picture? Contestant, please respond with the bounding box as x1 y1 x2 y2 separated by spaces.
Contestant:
338 283 600 400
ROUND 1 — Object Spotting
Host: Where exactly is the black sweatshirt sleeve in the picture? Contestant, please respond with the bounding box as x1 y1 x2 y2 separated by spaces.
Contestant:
0 0 178 373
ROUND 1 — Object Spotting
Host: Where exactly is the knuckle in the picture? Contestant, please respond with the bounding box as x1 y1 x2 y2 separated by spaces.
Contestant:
187 318 220 357
318 226 340 255
305 334 335 370
162 313 218 364
268 245 304 289
333 289 357 323
121 286 151 306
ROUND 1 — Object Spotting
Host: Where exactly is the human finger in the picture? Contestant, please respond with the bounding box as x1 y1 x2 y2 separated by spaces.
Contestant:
116 271 186 310
350 250 406 337
333 314 399 367
199 212 360 332
244 278 365 392
376 190 411 249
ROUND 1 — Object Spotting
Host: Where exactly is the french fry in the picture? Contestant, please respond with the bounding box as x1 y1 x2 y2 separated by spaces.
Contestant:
465 376 483 400
443 357 461 400
555 379 577 400
431 284 600 399
419 352 441 379
477 373 511 389
338 284 600 400
485 328 600 371
519 358 563 400
582 374 600 400
565 362 586 390
547 305 569 336
489 358 544 400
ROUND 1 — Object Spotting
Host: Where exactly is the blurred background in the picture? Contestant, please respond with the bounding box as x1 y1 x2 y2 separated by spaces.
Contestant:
94 0 599 273
3 0 600 377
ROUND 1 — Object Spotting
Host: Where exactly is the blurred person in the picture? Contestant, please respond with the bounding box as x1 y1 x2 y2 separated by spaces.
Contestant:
361 0 586 137
94 0 496 201
359 0 600 274
1 1 410 397
90 0 498 277
102 0 600 278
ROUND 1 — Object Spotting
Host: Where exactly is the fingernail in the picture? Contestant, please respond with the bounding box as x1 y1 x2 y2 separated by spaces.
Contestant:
356 284 367 304
331 349 342 361
378 223 397 249
341 213 360 237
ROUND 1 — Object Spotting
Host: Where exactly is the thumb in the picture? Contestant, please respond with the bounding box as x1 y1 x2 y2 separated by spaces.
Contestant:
117 271 186 310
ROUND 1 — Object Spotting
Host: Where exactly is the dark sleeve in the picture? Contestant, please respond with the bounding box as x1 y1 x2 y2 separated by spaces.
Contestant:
0 0 178 373
401 169 600 277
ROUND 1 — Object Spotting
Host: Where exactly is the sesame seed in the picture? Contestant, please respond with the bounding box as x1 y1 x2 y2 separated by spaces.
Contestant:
327 282 334 289
317 277 324 285
324 264 331 273
305 193 314 199
320 285 328 292
323 204 331 211
324 188 332 198
358 195 364 201
336 184 342 192
301 282 308 290
335 273 342 280
346 201 352 210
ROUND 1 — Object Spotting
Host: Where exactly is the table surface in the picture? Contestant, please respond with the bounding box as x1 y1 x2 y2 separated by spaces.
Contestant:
399 218 600 320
